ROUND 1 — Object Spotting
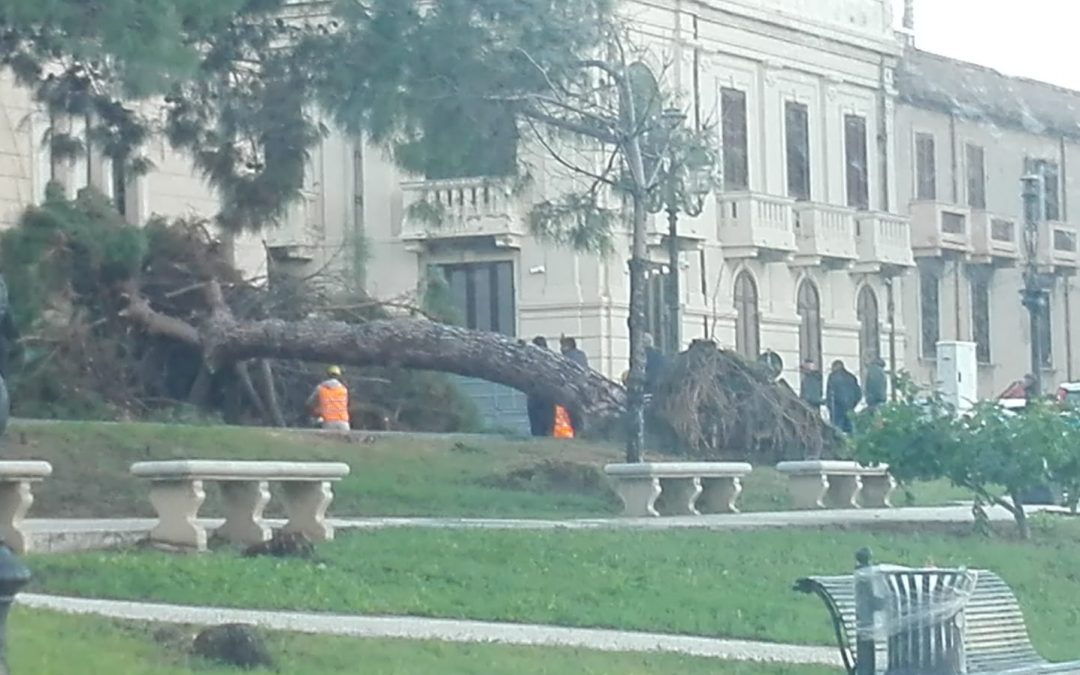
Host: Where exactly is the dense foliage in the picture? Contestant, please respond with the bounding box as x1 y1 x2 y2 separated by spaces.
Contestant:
0 188 479 429
1 0 614 232
853 377 1080 538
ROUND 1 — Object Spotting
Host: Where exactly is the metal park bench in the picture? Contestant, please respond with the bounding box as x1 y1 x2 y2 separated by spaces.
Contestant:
795 549 1080 675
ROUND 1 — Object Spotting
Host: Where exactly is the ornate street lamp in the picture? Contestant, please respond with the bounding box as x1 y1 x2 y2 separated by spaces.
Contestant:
646 107 716 354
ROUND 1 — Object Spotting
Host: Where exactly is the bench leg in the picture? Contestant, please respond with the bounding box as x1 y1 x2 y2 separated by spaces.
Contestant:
698 477 744 514
859 474 897 508
611 477 662 517
218 481 271 545
657 477 703 516
281 481 335 542
0 481 34 554
788 474 829 509
148 479 207 550
825 475 863 509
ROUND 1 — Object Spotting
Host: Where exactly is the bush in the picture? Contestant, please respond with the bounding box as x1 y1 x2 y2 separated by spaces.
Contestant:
853 377 1080 539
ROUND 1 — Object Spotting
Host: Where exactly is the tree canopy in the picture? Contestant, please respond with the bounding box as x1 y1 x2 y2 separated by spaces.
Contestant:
0 0 615 232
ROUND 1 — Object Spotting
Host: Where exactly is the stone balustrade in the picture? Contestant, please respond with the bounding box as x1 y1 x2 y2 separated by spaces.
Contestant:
131 460 350 551
775 460 895 509
604 462 753 517
0 461 52 554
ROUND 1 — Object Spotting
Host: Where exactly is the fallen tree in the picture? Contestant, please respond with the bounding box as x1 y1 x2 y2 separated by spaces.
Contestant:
123 281 627 424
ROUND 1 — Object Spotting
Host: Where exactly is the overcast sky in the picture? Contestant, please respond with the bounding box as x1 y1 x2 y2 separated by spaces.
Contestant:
894 0 1080 91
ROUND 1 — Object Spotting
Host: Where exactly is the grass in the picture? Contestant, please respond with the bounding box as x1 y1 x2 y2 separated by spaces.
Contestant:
28 518 1080 661
10 608 838 674
0 419 968 518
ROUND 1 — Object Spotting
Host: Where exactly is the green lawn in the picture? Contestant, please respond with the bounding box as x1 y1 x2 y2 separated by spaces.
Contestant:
10 609 838 674
28 520 1080 660
0 419 967 518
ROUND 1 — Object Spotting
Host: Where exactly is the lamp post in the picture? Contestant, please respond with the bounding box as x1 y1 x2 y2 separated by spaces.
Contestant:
646 107 715 354
1021 173 1047 396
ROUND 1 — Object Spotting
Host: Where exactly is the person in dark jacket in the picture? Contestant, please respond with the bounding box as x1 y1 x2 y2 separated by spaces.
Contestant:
526 336 555 437
642 333 668 394
864 357 889 411
826 359 862 434
799 360 824 411
560 336 590 369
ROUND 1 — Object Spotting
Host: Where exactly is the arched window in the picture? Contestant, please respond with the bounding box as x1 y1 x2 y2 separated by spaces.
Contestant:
857 286 881 373
734 271 760 358
797 280 823 368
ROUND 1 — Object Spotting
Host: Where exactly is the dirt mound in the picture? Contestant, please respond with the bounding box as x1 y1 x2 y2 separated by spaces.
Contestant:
485 459 614 497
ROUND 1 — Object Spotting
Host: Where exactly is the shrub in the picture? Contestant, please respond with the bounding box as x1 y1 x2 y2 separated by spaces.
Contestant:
854 376 1080 539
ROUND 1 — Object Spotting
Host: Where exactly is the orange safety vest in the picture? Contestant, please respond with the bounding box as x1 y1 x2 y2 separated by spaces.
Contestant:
553 406 574 439
317 381 350 424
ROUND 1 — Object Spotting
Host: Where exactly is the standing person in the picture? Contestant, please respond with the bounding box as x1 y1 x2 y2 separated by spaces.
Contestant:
307 365 350 431
864 357 888 411
826 359 861 434
642 333 668 394
799 360 824 412
526 337 556 437
560 336 590 369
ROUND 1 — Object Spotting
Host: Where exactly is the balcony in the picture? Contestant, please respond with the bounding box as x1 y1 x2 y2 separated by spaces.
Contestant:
910 201 972 256
401 177 525 247
792 202 858 266
854 212 915 272
1037 220 1079 270
717 192 796 259
971 211 1019 264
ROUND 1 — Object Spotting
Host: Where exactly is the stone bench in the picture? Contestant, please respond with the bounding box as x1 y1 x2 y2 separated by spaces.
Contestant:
775 460 895 510
0 461 52 554
131 460 350 551
604 462 753 517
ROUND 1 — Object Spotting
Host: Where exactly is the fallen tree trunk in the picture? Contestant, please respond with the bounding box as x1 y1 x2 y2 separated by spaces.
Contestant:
123 287 626 423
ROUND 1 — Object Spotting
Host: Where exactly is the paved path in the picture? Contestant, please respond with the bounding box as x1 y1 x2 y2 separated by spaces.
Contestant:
18 593 842 667
22 503 1061 553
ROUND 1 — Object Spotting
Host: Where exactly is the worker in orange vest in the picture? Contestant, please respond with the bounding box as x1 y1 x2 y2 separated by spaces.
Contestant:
307 365 351 431
553 405 574 439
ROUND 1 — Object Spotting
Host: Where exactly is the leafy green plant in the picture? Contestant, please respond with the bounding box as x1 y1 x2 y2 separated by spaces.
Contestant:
854 376 1080 539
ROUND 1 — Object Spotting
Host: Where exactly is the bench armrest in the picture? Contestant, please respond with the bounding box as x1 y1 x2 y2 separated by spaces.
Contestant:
794 577 856 675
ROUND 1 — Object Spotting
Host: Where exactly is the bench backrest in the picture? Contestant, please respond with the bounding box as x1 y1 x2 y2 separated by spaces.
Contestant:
798 569 1042 675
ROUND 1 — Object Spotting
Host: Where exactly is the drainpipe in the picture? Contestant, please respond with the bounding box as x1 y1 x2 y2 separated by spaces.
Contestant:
1065 279 1075 381
1064 136 1073 381
954 258 963 339
877 57 890 212
948 114 959 204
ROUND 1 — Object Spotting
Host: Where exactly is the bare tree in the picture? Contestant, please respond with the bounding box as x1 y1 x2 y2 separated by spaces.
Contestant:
507 29 709 462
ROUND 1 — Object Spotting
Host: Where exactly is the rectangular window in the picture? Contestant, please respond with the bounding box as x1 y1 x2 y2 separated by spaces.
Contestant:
971 278 991 364
785 101 811 201
966 144 986 209
721 88 749 191
644 265 670 355
915 133 937 200
353 147 364 231
1028 158 1061 221
1039 302 1053 368
436 261 516 336
920 269 940 359
844 115 869 210
111 160 127 217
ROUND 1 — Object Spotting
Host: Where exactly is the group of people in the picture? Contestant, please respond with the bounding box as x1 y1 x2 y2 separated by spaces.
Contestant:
799 357 888 433
526 336 590 439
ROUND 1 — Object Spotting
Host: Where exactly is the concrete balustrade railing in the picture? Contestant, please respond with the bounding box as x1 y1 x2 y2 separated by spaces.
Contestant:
131 460 350 551
0 461 52 554
776 461 896 510
604 462 753 517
